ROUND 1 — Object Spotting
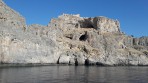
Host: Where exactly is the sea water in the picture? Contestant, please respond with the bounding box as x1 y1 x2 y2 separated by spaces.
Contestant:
0 66 148 83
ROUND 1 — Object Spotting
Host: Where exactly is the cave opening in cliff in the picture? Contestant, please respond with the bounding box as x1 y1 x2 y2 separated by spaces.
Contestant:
85 59 89 66
85 24 94 28
79 19 95 29
79 33 88 41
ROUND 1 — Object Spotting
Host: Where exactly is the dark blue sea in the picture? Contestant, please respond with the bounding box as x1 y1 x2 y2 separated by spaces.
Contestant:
0 66 148 83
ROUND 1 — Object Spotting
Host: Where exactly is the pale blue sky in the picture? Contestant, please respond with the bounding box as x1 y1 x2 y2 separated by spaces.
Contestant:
3 0 148 37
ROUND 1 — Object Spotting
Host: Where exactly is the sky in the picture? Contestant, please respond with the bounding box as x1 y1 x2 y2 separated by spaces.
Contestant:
3 0 148 37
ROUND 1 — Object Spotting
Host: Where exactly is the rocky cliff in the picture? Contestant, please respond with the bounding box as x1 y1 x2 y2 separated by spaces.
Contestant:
0 0 148 66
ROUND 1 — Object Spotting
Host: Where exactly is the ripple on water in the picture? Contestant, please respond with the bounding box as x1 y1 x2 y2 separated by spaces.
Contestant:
0 66 148 83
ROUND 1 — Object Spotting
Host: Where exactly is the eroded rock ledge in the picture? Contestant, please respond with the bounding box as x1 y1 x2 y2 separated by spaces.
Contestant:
0 0 148 66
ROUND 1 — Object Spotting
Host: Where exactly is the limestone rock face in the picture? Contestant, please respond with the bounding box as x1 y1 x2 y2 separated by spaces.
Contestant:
0 0 148 66
0 1 26 29
48 14 120 34
0 0 60 63
92 16 120 33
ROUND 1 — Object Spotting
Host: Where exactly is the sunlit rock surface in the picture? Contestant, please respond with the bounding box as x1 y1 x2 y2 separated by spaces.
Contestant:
0 0 148 66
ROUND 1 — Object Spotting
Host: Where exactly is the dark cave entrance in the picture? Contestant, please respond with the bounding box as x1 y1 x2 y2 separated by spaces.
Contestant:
79 33 88 41
85 24 94 28
85 59 89 66
79 19 95 29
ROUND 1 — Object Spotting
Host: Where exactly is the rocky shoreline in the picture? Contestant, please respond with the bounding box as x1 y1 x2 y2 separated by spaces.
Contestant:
1 63 148 68
0 0 148 66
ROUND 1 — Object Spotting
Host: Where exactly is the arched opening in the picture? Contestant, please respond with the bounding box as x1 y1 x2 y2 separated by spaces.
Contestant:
75 58 78 66
79 32 88 41
85 59 89 66
79 35 87 41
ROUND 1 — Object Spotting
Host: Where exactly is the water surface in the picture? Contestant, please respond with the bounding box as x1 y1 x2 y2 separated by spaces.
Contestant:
0 66 148 83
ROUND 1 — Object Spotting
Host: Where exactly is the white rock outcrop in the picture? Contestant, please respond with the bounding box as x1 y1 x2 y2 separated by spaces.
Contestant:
0 0 148 66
